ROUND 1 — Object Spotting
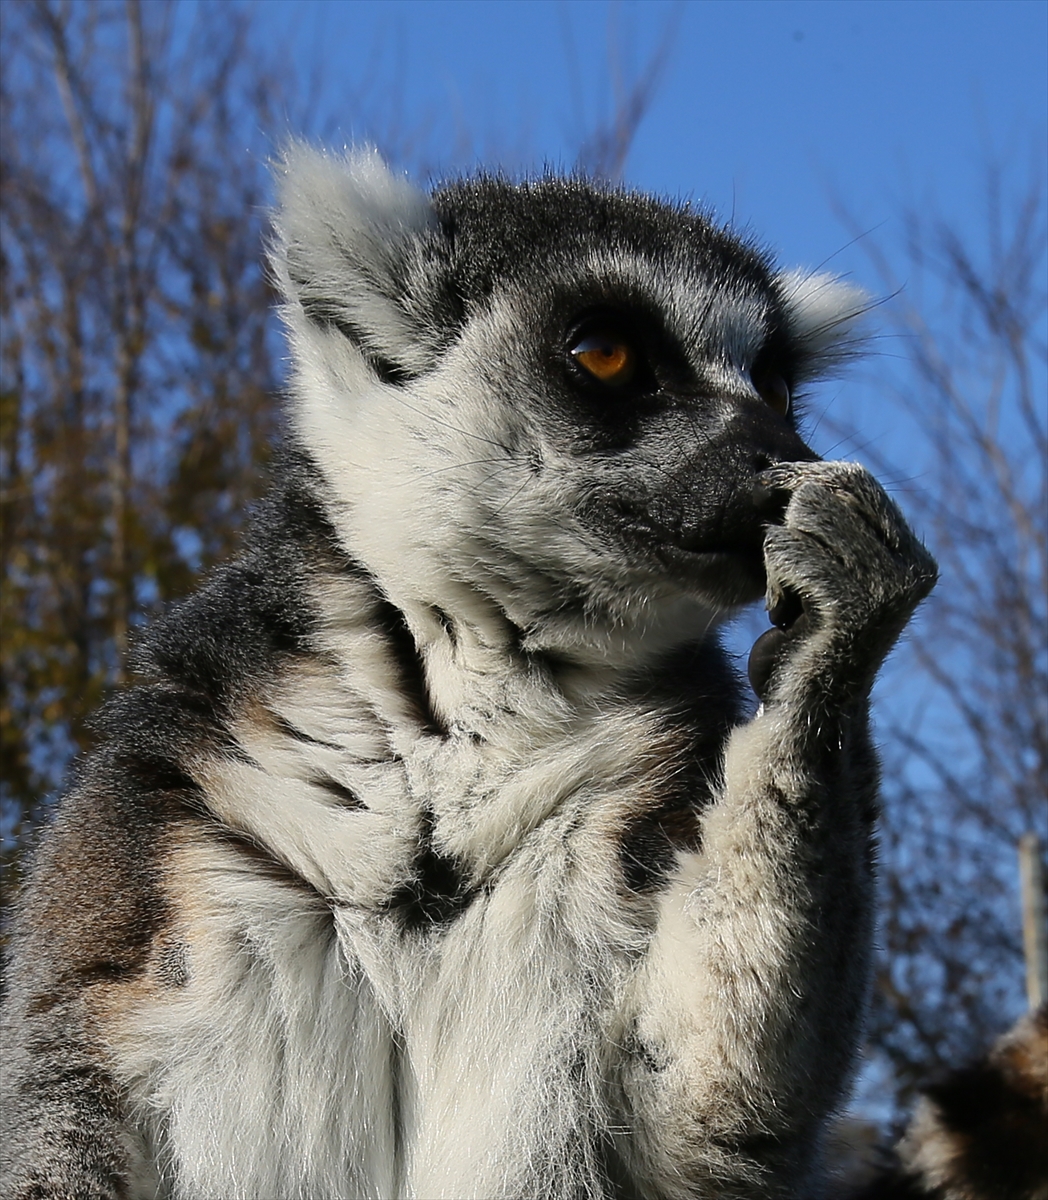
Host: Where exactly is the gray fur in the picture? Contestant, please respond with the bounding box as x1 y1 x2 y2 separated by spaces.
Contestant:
1 145 936 1199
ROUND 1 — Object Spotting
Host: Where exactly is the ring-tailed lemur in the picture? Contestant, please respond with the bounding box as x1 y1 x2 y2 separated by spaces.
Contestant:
0 146 936 1200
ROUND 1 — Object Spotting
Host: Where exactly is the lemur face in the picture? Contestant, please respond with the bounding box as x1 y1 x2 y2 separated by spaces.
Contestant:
424 233 819 613
275 151 866 648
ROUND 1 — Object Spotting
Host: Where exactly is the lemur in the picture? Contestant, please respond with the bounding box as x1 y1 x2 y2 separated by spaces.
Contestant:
0 146 937 1200
847 1006 1048 1200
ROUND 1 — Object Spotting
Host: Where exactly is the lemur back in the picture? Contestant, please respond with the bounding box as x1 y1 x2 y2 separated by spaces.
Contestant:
0 148 937 1200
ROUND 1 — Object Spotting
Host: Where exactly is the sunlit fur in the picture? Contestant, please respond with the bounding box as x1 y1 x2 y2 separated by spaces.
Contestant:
0 146 935 1200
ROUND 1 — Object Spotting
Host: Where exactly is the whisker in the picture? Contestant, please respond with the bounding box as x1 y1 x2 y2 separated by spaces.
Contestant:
399 457 513 485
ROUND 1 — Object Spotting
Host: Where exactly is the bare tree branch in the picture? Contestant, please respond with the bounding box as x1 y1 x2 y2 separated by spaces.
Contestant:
830 153 1047 1111
571 1 682 182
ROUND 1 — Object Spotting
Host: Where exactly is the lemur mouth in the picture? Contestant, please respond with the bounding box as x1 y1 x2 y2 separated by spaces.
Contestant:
651 539 768 605
606 505 769 602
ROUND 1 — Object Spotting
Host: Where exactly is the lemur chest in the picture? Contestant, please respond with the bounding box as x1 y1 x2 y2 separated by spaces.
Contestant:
99 648 726 1195
196 645 700 905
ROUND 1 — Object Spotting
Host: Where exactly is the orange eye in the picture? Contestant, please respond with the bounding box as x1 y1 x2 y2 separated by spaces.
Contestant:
571 333 637 386
754 370 791 416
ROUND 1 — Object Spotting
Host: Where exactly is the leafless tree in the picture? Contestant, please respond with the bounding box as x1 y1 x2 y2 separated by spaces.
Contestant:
834 154 1047 1112
1 0 286 864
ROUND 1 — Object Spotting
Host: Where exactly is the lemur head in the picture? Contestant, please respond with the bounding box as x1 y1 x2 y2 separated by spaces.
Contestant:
271 145 866 659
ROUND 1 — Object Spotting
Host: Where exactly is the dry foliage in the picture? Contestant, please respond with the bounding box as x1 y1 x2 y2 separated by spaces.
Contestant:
1 0 285 860
838 160 1047 1111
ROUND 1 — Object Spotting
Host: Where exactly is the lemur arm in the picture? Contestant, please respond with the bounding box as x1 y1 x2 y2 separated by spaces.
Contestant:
614 461 937 1200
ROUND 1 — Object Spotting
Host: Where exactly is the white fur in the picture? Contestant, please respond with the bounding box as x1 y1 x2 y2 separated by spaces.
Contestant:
776 269 870 375
106 838 397 1200
148 635 672 1198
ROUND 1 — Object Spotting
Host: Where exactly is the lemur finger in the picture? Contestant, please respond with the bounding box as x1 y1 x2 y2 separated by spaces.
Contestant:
762 525 879 616
761 461 929 565
760 462 936 602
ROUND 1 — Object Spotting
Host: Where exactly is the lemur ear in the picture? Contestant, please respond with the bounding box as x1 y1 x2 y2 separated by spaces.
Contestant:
271 143 456 380
776 270 871 380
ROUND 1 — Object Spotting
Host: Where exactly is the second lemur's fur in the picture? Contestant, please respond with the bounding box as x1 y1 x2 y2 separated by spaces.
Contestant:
851 1006 1048 1200
1 148 937 1199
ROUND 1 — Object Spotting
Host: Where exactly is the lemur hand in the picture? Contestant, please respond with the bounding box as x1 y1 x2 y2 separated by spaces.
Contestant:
748 461 938 703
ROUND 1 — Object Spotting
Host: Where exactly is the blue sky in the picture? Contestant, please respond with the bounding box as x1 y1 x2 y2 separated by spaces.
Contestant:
266 0 1046 277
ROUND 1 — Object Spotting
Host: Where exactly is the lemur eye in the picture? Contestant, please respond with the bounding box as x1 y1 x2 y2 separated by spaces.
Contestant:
753 370 791 416
570 332 637 387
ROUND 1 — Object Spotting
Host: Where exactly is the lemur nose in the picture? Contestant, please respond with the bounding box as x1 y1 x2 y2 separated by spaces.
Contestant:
752 474 791 525
750 439 821 522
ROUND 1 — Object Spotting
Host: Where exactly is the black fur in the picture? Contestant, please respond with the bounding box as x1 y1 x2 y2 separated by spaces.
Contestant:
619 639 747 893
386 809 475 929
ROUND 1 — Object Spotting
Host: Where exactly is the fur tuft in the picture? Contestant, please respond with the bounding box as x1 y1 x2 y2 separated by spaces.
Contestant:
776 269 870 377
846 1006 1048 1200
271 143 453 378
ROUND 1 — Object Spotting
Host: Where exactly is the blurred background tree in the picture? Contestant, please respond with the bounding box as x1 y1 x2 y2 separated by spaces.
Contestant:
833 160 1047 1114
1 0 1044 1133
1 0 285 867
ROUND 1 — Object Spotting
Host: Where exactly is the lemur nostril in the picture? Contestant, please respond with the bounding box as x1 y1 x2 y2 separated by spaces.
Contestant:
752 476 791 524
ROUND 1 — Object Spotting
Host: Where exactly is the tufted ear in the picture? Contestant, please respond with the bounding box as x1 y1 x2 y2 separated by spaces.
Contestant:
776 270 871 380
270 143 457 381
